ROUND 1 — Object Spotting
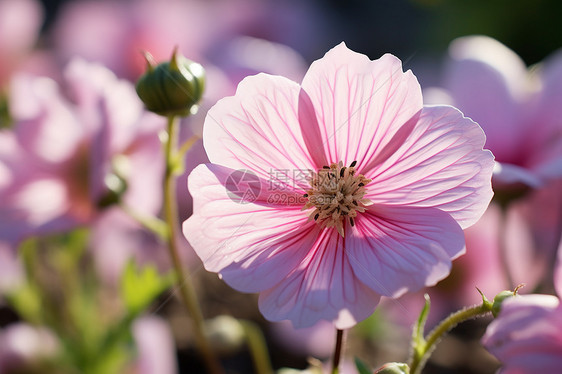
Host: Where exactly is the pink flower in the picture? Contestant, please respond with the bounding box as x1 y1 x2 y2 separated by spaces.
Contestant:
0 0 43 85
130 316 178 374
0 59 164 243
0 323 59 373
428 36 562 292
51 0 311 82
482 295 562 373
90 208 195 285
183 43 494 328
435 35 562 189
482 246 562 373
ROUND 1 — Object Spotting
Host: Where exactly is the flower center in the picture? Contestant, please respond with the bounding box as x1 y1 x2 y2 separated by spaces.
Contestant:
303 161 372 237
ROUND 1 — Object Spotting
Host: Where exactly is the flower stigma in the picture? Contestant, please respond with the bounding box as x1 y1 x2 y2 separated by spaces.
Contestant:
303 160 372 237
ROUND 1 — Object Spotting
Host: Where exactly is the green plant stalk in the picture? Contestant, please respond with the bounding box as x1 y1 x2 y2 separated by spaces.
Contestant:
409 301 492 374
163 115 223 374
240 320 274 374
331 329 345 374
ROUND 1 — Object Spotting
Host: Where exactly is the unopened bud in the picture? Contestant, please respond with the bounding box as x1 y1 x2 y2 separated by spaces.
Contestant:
492 285 524 317
136 48 205 117
375 362 410 374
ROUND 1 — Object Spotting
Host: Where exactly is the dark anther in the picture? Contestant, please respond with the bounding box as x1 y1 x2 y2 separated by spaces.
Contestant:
314 213 320 220
358 183 364 187
350 160 357 167
323 165 330 169
353 200 358 206
303 193 308 197
340 167 346 178
350 217 355 227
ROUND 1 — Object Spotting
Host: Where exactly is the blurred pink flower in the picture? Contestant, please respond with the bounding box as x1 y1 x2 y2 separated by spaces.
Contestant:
434 35 562 189
0 59 164 244
482 296 562 372
50 0 313 227
0 323 59 373
90 208 195 285
0 0 43 86
130 316 178 374
482 245 562 373
426 35 562 294
183 43 494 328
51 0 311 82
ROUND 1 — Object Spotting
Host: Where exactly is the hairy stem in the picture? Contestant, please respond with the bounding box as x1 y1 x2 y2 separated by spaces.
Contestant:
409 302 492 374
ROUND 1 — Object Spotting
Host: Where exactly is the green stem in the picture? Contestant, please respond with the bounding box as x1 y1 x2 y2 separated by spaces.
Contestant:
331 329 345 374
409 302 492 374
163 115 223 374
240 320 273 374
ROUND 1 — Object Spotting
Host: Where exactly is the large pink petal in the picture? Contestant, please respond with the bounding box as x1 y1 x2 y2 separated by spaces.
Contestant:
183 163 315 293
203 73 317 191
300 42 422 169
445 36 528 163
364 105 494 229
258 227 381 329
346 205 465 298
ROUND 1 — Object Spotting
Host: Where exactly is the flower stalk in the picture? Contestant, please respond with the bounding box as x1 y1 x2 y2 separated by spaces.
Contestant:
163 115 223 374
409 294 493 374
331 329 346 374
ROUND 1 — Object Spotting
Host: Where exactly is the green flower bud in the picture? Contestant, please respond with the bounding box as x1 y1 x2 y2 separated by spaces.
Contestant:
375 362 410 374
492 285 524 317
136 48 205 117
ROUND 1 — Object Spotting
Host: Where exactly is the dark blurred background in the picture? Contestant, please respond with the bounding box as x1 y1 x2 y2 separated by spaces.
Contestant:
37 0 562 66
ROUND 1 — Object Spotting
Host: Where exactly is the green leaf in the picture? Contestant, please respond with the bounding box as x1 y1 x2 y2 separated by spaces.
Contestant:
354 357 372 374
120 261 173 315
412 294 431 358
5 283 43 323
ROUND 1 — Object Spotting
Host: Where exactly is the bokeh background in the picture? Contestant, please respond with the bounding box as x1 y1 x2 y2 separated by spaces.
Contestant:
1 0 562 373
